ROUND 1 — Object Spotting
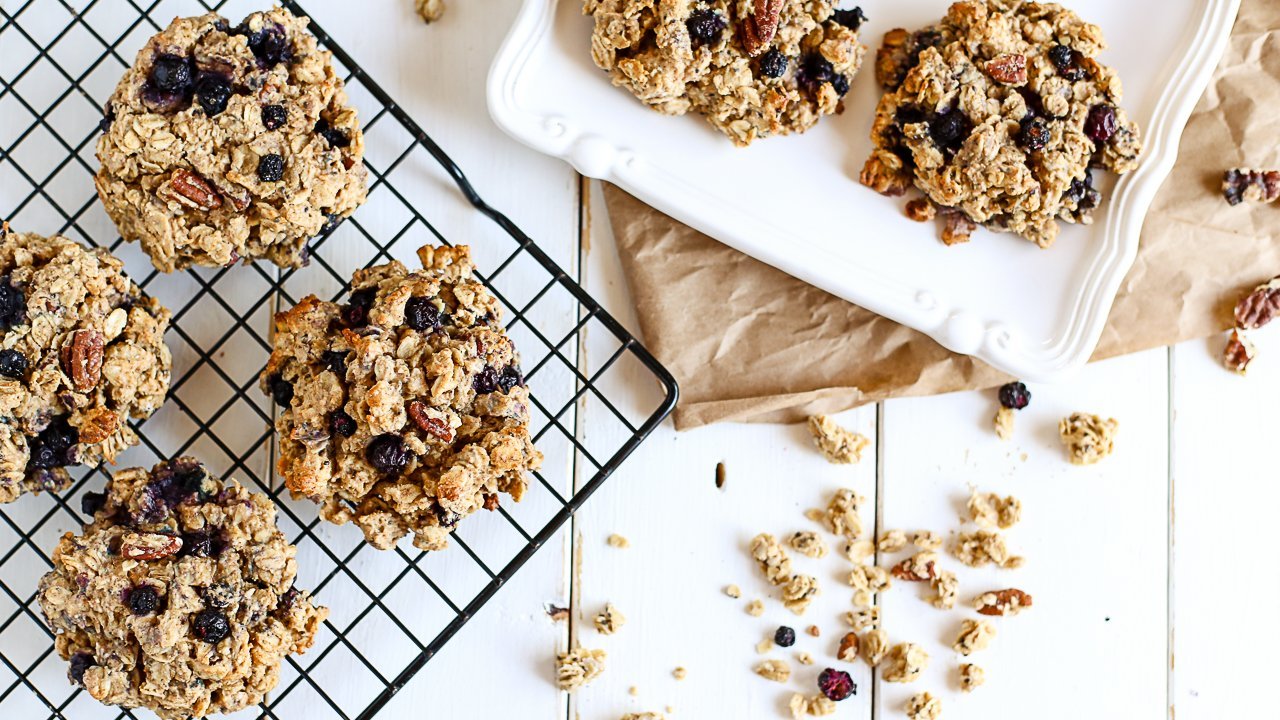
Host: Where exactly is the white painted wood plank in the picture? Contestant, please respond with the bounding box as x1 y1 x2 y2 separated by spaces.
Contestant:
876 351 1170 720
1169 330 1280 719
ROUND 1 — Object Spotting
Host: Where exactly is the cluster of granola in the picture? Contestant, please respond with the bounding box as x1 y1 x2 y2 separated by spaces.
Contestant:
1057 412 1119 465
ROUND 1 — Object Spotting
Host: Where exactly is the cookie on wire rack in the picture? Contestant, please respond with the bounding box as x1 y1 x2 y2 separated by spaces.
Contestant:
37 457 327 720
0 228 171 503
94 6 368 272
261 244 543 551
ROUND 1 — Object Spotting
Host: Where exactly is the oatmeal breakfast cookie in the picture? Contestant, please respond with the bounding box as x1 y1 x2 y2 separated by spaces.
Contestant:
95 7 368 272
860 0 1142 247
262 244 542 551
584 0 867 146
37 457 326 719
0 230 170 503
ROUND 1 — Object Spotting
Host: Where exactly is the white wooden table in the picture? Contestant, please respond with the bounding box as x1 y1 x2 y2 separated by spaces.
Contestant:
124 2 1280 718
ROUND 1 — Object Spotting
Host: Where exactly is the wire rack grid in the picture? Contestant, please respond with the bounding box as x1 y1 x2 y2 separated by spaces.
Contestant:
0 0 678 718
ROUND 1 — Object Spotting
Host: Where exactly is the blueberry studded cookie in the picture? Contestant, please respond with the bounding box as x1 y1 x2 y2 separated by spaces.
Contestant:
37 457 326 719
584 0 867 146
0 229 171 504
860 0 1142 247
262 245 543 551
95 7 368 272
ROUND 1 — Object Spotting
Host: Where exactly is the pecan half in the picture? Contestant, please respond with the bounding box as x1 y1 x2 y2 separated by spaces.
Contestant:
1223 330 1256 375
76 407 118 445
741 0 784 57
120 532 183 561
408 400 454 442
974 588 1033 616
1234 277 1280 330
60 329 104 392
168 168 223 211
986 53 1027 85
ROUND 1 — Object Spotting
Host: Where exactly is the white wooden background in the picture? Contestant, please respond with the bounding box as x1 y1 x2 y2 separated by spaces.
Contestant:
7 1 1272 718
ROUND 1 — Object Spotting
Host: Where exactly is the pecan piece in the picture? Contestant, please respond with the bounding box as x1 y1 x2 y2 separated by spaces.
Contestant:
974 588 1033 616
1234 277 1280 330
1223 329 1256 375
940 210 976 245
60 329 104 392
985 53 1027 85
905 198 936 222
120 532 183 561
167 168 223 211
741 0 784 57
407 400 454 442
76 407 118 445
836 631 860 662
483 492 500 511
891 552 937 581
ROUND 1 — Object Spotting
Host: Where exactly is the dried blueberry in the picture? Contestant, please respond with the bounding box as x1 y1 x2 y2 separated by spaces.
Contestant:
433 503 460 528
328 409 356 437
1084 104 1117 144
279 586 300 610
247 24 291 67
0 349 28 379
759 48 788 79
686 8 727 47
0 277 24 329
342 288 376 327
266 373 293 406
497 365 523 393
128 586 160 616
192 609 230 643
797 55 836 90
831 7 867 31
774 626 796 647
68 653 94 685
195 73 232 116
1017 116 1050 151
473 365 500 395
929 111 971 152
321 350 348 375
149 54 193 95
817 668 855 701
366 434 410 475
314 119 351 148
257 153 285 182
180 530 223 558
404 296 442 332
1049 44 1087 82
27 417 78 470
831 74 850 97
998 381 1031 410
80 491 106 516
261 103 287 130
895 106 927 126
99 104 115 133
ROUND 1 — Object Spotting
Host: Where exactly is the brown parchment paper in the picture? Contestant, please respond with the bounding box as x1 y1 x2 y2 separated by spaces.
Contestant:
602 0 1280 430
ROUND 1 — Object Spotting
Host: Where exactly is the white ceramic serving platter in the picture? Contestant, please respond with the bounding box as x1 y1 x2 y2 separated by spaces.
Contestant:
488 0 1240 381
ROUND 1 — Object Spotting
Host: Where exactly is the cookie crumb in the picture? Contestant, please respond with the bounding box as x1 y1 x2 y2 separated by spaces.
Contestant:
878 529 908 553
607 533 631 549
672 666 687 681
796 651 814 666
993 406 1015 440
789 531 829 559
807 415 871 464
836 632 860 662
912 530 943 551
747 599 766 617
905 198 937 222
556 647 607 691
953 619 997 656
951 531 1023 569
594 603 626 635
967 491 1022 530
414 0 445 23
861 629 889 667
725 584 742 599
629 686 640 696
751 533 794 585
959 663 986 692
1058 413 1119 465
755 658 792 682
882 643 929 683
905 691 942 720
806 625 821 638
782 574 820 615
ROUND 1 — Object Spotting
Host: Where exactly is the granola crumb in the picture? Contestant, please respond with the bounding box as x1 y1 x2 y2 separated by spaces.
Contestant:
837 632 860 662
804 508 828 525
755 659 792 682
861 629 889 667
844 539 875 563
905 197 937 222
906 691 942 720
806 625 821 638
414 0 445 23
725 584 742 599
1058 413 1120 465
845 607 880 632
556 647 607 691
807 415 871 464
974 589 1034 616
848 565 891 607
912 531 943 551
796 651 814 665
747 599 766 617
789 531 830 559
607 533 631 549
621 713 665 720
782 574 821 615
672 666 687 681
993 406 1015 440
629 685 640 696
953 619 997 656
882 643 930 683
959 663 986 692
807 696 837 716
967 491 1022 530
951 531 1023 569
878 529 908 553
929 571 959 610
757 637 775 654
546 603 570 622
751 533 794 585
594 603 626 635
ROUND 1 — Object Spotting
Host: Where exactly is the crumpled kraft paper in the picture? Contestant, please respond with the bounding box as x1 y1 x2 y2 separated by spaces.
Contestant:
603 0 1280 430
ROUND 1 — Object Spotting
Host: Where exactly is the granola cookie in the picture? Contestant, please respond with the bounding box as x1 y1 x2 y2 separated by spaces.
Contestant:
36 457 326 719
860 0 1142 247
584 0 867 146
95 7 368 272
0 230 170 503
262 245 542 551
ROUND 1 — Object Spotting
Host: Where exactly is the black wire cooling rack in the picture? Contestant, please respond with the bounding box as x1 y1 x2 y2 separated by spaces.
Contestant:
0 0 678 718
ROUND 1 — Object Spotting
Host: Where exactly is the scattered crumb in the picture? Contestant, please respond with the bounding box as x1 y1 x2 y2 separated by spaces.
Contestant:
974 588 1034 616
929 570 959 610
414 0 445 23
725 584 742 599
607 534 631 549
951 531 1023 569
906 691 942 720
821 489 867 539
782 574 820 615
672 667 687 681
844 607 880 632
1058 413 1120 465
556 647 607 691
878 529 908 553
795 651 814 665
756 637 774 654
843 539 875 563
789 693 837 719
905 197 937 222
545 603 569 622
789 531 829 559
953 619 997 656
807 415 871 464
804 508 827 525
911 531 943 551
755 658 792 682
621 713 665 720
629 686 640 696
747 599 765 617
848 565 891 607
861 629 889 667
594 603 626 635
994 406 1015 440
959 663 986 692
837 632 860 662
750 533 794 585
967 491 1022 530
806 625 820 638
882 643 930 683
